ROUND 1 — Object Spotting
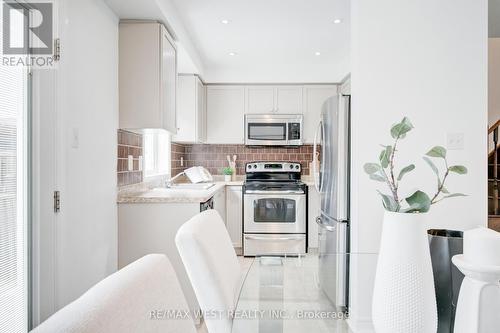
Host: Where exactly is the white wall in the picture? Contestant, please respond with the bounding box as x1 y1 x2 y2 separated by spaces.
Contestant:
489 38 500 126
54 0 118 311
349 0 488 330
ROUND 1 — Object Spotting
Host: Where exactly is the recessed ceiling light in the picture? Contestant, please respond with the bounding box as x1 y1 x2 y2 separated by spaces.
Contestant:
315 51 321 56
221 19 231 24
229 52 237 56
333 18 342 24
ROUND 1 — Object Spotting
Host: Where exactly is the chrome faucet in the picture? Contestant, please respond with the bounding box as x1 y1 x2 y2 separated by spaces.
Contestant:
165 171 185 188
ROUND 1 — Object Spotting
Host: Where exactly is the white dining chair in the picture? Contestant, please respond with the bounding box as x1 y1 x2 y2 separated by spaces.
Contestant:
176 210 243 333
31 254 196 333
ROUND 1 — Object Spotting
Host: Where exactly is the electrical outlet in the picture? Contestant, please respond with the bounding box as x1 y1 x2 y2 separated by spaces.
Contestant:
180 156 184 167
447 133 464 150
138 156 143 171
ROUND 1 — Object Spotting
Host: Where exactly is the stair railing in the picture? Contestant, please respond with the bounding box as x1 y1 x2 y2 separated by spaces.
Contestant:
489 120 500 215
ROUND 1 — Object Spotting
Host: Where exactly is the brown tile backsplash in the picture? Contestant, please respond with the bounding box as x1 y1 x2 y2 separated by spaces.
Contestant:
171 144 315 177
117 130 143 186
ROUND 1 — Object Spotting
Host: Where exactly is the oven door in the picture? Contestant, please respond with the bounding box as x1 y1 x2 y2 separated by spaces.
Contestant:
244 193 306 233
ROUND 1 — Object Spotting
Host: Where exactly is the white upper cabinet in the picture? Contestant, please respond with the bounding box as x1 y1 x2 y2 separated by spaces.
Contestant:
245 86 303 114
119 22 177 133
174 75 206 143
245 86 275 114
303 85 337 144
206 86 245 144
275 86 303 114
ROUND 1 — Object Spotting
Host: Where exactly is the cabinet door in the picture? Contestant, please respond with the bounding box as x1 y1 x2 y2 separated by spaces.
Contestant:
174 75 196 142
245 86 275 114
303 86 337 143
213 187 226 223
206 86 245 144
160 25 177 134
275 86 303 114
226 186 243 248
196 78 206 143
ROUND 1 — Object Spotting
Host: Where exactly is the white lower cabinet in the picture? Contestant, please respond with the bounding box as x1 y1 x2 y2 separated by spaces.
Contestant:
226 186 243 248
308 185 320 249
213 187 226 222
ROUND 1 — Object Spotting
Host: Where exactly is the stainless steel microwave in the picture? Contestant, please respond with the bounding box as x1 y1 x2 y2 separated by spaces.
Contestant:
245 114 303 146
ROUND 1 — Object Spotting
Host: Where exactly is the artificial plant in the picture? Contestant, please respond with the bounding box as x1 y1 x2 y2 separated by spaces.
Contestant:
363 117 467 213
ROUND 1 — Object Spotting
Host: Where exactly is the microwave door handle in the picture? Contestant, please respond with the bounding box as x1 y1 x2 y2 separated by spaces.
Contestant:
313 121 323 192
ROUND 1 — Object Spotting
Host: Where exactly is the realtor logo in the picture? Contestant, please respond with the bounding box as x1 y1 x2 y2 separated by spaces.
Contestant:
2 1 53 55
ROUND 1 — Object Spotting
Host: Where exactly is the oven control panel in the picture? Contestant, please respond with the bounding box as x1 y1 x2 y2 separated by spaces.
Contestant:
246 162 301 173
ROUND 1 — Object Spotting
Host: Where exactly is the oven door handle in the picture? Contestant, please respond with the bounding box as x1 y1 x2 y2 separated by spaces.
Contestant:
244 235 303 241
245 190 305 194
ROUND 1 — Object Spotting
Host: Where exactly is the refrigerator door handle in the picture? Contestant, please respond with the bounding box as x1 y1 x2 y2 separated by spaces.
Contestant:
316 216 336 231
313 121 323 193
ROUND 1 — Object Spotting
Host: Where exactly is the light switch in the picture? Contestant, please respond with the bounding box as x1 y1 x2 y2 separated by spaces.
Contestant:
128 155 134 171
447 133 464 150
180 156 184 167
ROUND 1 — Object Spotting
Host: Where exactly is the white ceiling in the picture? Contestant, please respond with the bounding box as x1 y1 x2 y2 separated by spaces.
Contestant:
169 0 350 83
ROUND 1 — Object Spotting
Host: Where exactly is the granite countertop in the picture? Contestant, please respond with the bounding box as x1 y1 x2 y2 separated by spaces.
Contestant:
117 175 316 204
118 180 244 204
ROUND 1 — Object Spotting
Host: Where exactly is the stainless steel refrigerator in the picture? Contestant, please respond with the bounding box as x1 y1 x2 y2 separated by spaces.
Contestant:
313 94 350 312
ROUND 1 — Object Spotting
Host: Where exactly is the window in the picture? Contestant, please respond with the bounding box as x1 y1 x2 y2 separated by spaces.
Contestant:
143 130 171 178
0 7 29 333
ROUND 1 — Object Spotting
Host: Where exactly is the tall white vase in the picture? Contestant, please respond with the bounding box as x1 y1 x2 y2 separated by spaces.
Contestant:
372 211 438 333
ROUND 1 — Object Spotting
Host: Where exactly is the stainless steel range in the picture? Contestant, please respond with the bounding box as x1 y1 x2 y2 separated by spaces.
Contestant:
243 162 307 256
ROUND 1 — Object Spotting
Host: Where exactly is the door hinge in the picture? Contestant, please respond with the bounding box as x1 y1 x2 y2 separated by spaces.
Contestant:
53 38 61 61
53 190 61 213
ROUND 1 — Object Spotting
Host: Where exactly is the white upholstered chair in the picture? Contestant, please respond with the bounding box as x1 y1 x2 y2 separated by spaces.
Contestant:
31 254 196 333
176 210 243 333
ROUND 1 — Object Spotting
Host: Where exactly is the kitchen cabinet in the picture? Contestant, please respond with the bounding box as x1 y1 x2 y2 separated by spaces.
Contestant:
308 185 320 249
303 85 337 144
226 186 243 248
206 86 245 144
213 187 226 223
245 85 303 114
173 75 206 143
119 21 177 133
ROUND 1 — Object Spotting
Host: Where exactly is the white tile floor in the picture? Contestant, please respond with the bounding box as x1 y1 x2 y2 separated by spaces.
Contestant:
197 255 354 333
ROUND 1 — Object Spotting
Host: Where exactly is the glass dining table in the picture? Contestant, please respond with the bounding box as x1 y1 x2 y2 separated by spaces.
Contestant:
231 255 355 333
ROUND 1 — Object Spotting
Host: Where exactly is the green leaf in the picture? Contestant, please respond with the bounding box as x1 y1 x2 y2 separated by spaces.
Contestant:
364 163 382 175
390 117 414 139
369 173 387 182
423 156 439 177
402 190 431 213
443 193 467 199
397 164 415 181
426 146 447 159
441 186 450 194
449 165 468 174
377 191 399 212
379 146 392 168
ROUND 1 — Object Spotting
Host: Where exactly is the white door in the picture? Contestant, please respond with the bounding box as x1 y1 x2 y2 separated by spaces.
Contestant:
160 25 177 134
206 86 245 144
245 86 275 114
275 86 303 114
196 77 206 142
